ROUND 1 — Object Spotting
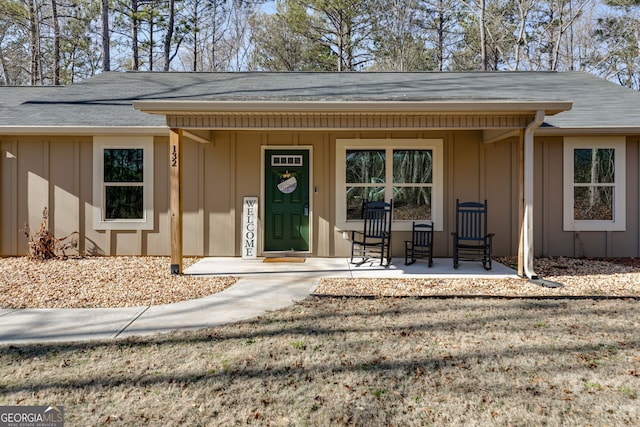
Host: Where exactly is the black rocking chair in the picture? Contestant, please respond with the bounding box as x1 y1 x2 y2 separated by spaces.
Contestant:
350 200 393 266
405 222 434 267
451 199 494 270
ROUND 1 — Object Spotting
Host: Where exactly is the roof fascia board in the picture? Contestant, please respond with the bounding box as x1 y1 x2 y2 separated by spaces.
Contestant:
0 126 168 136
536 127 640 136
133 100 572 115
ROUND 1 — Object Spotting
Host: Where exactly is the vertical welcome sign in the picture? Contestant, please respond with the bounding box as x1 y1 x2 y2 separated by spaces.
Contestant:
242 197 258 259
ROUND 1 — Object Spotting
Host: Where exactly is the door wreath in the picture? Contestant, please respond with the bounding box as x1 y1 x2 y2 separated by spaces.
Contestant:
276 170 298 194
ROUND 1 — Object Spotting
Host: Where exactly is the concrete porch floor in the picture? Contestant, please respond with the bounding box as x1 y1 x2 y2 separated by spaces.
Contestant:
184 257 519 279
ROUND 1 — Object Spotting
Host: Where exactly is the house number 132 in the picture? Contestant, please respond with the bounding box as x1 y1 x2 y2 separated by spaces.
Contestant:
171 145 178 167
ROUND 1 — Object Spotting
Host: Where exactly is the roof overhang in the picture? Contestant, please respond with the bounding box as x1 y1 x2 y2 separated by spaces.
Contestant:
536 127 640 136
133 100 573 132
133 100 572 115
0 126 168 136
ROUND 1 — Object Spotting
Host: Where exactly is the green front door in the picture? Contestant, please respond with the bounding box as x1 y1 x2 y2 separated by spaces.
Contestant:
264 149 310 251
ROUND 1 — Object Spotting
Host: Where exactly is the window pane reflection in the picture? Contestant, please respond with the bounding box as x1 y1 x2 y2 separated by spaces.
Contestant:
104 149 143 183
393 150 432 183
574 186 613 220
346 150 385 184
105 186 144 219
574 148 614 184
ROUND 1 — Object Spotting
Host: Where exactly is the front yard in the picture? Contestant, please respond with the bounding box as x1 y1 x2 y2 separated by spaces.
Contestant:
1 296 639 425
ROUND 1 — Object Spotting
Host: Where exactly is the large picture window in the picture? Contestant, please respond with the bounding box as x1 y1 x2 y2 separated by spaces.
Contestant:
93 136 154 230
337 139 443 231
563 137 625 231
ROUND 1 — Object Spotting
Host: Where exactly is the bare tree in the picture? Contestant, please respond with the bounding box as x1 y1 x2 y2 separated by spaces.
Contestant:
102 0 110 71
28 0 42 84
50 0 60 84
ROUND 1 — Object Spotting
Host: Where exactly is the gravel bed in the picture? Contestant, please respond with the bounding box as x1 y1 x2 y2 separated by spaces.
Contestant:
1 256 638 309
316 256 640 298
0 256 235 309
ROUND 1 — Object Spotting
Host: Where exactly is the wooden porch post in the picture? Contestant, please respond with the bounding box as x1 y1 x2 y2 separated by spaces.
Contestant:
517 129 525 277
169 128 183 274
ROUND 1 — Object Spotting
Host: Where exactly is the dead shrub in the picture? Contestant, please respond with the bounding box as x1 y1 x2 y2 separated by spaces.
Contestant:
22 207 78 260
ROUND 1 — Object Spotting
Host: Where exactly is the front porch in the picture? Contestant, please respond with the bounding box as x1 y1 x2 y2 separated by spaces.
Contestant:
132 94 572 280
184 257 518 279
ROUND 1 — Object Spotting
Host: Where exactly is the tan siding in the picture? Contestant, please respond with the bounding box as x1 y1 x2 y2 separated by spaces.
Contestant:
182 139 202 256
1 139 19 254
612 138 640 257
447 132 481 257
145 137 170 255
297 132 327 256
80 139 105 256
534 136 640 258
205 133 235 256
537 137 572 256
234 133 262 256
22 140 50 255
484 139 516 256
49 140 80 255
450 131 481 202
4 131 640 259
1 136 169 257
110 230 140 255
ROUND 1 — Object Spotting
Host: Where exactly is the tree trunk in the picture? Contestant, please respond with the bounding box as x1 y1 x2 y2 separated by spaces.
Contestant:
149 14 154 71
436 0 445 71
132 0 140 70
28 0 40 84
192 2 198 71
514 0 529 71
164 0 175 71
0 38 11 85
102 0 110 71
479 0 487 70
51 0 60 85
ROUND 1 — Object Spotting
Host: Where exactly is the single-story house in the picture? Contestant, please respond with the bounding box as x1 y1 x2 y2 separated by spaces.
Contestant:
2 71 640 276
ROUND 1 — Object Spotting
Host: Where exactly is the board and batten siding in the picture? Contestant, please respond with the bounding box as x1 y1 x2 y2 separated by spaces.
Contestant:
2 132 640 258
0 136 171 256
535 136 640 258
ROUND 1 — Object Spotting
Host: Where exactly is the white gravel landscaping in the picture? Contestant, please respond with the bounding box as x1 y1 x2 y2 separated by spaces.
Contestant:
1 255 638 309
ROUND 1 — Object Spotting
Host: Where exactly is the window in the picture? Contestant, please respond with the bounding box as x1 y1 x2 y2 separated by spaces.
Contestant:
93 136 154 230
563 136 625 231
337 139 443 231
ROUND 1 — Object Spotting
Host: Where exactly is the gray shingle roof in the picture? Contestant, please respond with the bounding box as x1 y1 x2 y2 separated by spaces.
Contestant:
1 71 639 131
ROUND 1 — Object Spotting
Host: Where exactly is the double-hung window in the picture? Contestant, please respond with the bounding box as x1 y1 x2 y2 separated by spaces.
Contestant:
93 136 154 230
563 136 625 231
337 139 443 231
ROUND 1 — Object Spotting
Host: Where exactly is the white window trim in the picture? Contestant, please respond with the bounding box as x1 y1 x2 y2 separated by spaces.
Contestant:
563 136 625 232
93 136 154 230
336 138 444 232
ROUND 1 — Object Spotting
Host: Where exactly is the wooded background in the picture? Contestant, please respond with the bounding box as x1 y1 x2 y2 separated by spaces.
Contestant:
0 0 638 89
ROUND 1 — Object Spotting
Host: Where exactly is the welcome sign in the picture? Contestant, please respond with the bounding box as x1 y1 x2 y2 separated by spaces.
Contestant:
242 197 258 259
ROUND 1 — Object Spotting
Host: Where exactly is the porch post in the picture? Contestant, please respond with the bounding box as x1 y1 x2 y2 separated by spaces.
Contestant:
169 128 183 275
520 111 545 279
517 129 525 277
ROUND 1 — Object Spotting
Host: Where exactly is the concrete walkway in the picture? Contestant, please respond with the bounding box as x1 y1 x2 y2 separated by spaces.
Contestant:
0 258 517 346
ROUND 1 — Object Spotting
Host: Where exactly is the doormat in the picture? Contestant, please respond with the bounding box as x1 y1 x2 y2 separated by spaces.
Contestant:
263 257 306 263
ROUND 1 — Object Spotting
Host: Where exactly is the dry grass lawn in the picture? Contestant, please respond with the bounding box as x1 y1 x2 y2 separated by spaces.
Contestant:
2 296 639 426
